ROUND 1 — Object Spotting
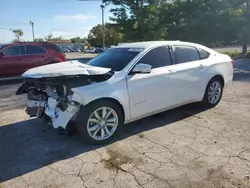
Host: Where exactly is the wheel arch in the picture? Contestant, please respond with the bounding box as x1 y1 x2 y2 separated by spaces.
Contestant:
201 74 225 102
84 97 126 122
209 74 225 87
201 74 225 107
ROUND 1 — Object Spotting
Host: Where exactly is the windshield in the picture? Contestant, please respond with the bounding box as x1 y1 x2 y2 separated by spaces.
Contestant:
87 48 142 71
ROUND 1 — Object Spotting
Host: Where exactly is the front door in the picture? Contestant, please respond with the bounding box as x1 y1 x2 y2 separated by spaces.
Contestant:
127 46 179 120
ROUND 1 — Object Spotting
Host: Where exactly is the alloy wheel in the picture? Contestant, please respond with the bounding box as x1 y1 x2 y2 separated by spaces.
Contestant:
208 81 222 104
87 107 118 140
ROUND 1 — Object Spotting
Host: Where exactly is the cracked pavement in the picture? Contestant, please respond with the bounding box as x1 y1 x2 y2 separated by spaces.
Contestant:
0 59 250 188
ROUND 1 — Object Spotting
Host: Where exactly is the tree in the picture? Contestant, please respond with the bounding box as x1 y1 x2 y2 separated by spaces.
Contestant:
44 33 53 41
158 0 239 45
104 0 165 41
106 0 249 54
12 39 20 43
70 37 86 43
51 36 63 42
12 29 23 41
235 0 250 54
87 24 123 46
34 38 44 42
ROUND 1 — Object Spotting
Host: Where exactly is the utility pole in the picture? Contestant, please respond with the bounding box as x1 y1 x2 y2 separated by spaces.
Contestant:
30 21 35 41
101 4 105 49
78 0 106 48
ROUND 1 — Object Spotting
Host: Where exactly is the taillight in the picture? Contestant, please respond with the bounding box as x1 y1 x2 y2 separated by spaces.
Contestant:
58 53 66 61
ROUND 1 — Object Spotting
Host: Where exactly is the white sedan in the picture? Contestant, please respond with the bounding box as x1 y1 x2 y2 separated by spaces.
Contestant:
16 41 234 144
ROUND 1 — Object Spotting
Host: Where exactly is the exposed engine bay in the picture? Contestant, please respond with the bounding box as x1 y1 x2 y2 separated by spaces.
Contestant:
16 72 113 129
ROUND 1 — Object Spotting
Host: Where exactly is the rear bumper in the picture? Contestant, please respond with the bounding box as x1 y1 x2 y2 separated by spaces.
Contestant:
225 79 232 87
224 75 233 88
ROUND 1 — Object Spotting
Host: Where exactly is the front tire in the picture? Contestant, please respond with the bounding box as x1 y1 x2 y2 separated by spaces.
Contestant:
76 100 123 144
202 77 224 108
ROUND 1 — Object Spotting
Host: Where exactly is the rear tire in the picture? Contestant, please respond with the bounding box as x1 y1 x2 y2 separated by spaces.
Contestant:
202 77 224 108
76 100 123 144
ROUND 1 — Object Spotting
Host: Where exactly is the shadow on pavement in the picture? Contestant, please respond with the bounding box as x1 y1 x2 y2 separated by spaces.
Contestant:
0 83 26 112
0 77 23 86
234 59 250 82
0 103 208 183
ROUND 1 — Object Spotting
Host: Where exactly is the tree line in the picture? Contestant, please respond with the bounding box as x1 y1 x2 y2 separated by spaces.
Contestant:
102 0 250 54
10 0 250 53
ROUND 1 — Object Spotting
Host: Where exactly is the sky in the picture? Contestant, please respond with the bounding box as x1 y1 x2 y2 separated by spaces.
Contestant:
0 0 115 42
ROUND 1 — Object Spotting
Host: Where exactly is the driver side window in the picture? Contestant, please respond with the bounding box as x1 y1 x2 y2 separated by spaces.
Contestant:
1 46 25 56
138 46 172 69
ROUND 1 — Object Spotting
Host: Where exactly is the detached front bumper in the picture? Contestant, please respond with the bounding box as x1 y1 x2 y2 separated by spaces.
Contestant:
26 98 80 129
48 104 79 129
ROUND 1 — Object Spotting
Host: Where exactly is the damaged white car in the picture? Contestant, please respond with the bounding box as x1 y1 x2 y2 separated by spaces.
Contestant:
16 41 234 144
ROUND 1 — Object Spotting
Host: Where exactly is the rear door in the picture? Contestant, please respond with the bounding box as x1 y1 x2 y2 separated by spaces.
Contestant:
24 45 48 70
171 45 210 103
0 45 26 76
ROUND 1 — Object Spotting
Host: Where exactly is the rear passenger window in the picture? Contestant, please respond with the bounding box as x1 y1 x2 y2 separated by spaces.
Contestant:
138 46 172 69
44 44 63 52
173 46 200 64
26 45 47 55
197 48 210 59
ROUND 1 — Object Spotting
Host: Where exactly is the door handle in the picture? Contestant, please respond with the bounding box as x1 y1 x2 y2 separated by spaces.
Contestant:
199 64 204 69
17 58 23 60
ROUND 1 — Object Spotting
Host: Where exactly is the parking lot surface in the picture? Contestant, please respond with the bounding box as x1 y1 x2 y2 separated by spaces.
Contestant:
0 59 250 188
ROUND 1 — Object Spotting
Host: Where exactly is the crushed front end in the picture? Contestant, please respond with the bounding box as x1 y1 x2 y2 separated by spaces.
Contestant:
16 73 112 129
16 79 81 129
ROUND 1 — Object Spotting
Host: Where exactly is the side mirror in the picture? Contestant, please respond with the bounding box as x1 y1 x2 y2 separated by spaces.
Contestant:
0 52 5 58
131 63 152 74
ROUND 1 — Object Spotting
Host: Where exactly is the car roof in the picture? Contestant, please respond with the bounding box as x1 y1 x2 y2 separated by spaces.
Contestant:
0 42 59 51
116 41 179 48
115 41 217 53
1 42 56 47
13 42 55 45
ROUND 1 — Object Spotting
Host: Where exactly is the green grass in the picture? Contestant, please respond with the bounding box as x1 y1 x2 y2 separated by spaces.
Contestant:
220 51 250 59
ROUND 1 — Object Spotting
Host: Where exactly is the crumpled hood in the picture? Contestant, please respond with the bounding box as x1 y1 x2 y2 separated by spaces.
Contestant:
22 60 111 78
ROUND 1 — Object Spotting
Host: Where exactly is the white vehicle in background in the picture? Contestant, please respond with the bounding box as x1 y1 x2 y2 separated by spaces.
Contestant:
83 49 91 53
89 47 96 53
16 41 234 144
84 47 95 53
117 42 130 46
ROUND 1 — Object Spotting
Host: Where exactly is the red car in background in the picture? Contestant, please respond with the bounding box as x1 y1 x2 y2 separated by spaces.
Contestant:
0 42 66 77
